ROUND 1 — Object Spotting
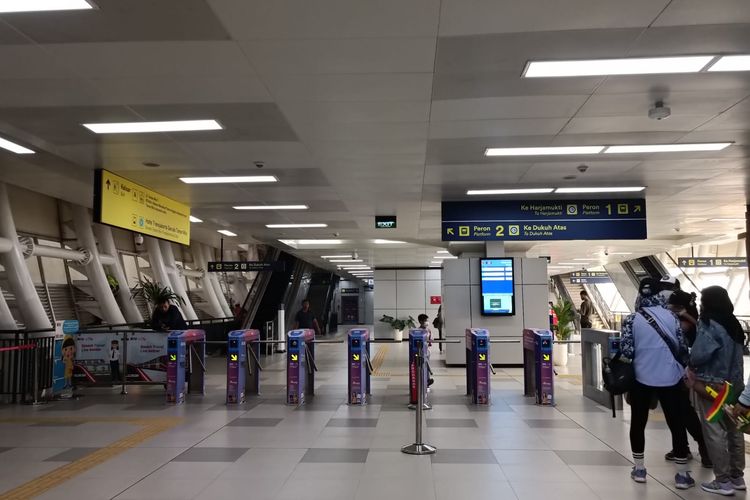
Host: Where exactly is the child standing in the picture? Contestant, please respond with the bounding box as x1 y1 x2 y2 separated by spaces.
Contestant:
418 314 434 387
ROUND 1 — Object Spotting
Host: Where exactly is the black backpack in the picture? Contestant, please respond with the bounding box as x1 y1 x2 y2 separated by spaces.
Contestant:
602 352 635 417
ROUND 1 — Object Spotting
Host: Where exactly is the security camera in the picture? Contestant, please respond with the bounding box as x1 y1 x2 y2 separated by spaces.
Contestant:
577 164 588 173
604 250 609 256
333 232 340 237
254 161 265 168
648 100 671 120
134 233 144 246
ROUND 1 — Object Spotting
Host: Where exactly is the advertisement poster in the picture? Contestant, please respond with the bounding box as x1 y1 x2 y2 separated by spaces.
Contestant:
73 331 168 384
53 320 79 395
126 332 169 382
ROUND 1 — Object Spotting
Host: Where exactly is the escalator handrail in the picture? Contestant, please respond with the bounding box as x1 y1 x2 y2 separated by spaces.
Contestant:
664 252 702 294
582 282 613 330
551 275 581 331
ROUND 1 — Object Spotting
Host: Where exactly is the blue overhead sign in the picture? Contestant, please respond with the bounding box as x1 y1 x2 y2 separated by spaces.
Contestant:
441 199 646 241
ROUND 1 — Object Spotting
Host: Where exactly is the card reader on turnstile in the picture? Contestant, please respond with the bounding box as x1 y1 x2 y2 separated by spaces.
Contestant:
287 329 315 406
348 329 370 405
465 328 491 405
166 329 206 404
226 329 261 404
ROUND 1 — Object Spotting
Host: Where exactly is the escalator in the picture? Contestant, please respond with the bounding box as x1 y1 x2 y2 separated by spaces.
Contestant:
305 272 338 334
244 251 298 332
622 256 668 284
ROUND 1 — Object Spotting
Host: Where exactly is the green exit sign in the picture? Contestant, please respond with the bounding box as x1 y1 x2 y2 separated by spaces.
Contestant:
375 215 397 229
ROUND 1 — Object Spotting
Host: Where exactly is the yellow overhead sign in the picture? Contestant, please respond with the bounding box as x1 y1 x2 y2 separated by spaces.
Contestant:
94 169 191 245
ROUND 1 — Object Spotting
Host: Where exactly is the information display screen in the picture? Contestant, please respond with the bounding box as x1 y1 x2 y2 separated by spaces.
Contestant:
480 258 515 316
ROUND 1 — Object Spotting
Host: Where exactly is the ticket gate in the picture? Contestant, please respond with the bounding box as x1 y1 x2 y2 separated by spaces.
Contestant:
348 328 371 405
522 328 554 406
226 329 262 405
166 329 206 404
287 329 316 406
465 328 491 405
408 329 431 409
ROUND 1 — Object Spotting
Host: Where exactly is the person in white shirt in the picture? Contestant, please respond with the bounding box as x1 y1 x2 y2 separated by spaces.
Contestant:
110 340 121 383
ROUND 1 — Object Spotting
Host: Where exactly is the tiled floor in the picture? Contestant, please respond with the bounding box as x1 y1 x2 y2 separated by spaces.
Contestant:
0 328 746 499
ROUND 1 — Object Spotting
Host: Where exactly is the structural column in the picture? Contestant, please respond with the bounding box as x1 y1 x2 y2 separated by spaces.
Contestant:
93 224 143 323
159 240 197 321
191 243 224 318
204 243 232 316
0 183 51 330
71 205 126 325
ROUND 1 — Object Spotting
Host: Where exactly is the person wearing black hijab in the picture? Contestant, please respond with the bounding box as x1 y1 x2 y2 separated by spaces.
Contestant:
689 286 746 495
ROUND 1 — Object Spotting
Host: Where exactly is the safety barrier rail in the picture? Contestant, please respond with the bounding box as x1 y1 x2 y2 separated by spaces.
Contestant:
0 328 56 404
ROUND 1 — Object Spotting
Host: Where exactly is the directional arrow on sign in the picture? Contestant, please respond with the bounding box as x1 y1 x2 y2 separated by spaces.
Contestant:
634 205 642 213
479 354 486 361
291 354 298 361
447 228 454 235
230 354 238 361
169 354 176 361
353 354 360 361
543 354 550 361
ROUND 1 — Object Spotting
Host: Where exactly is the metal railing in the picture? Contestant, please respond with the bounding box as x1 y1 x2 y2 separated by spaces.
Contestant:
583 282 613 330
0 328 56 404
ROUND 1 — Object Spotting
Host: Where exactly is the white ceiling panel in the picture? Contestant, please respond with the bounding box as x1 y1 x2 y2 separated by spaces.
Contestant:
208 0 440 39
431 95 590 121
89 77 272 105
424 163 531 185
438 0 669 36
242 38 436 75
631 24 750 56
294 122 428 143
560 115 709 135
429 118 568 139
578 91 748 117
309 139 427 159
277 101 430 124
45 42 256 78
0 45 73 79
654 1 750 27
179 141 315 169
0 78 105 107
263 73 434 102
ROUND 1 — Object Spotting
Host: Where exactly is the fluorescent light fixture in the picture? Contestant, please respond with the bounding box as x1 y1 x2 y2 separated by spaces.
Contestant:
709 218 745 222
279 239 343 246
374 239 406 244
554 186 645 194
573 258 596 261
340 265 370 269
434 255 458 260
523 56 714 77
605 143 731 154
83 119 222 134
431 261 442 265
708 55 750 72
557 262 586 265
180 176 277 184
0 0 94 13
485 146 604 156
604 252 633 256
0 136 34 154
436 250 450 254
467 188 554 195
265 223 327 229
321 255 353 259
329 259 363 263
189 216 202 223
234 205 308 210
217 229 237 237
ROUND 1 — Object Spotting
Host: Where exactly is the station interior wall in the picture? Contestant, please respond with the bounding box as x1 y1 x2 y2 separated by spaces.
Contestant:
373 269 441 339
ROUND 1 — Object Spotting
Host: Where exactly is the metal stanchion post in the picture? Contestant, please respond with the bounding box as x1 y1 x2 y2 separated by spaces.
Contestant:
31 343 42 405
401 351 436 455
120 333 128 395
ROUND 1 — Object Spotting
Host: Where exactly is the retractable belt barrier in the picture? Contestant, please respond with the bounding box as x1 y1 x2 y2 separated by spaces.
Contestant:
166 329 206 404
347 329 371 405
522 328 554 406
226 329 262 404
465 329 491 405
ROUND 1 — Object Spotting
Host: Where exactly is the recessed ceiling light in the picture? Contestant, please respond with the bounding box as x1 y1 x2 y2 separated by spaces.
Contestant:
573 258 596 261
0 136 34 154
709 218 745 222
434 255 458 260
265 223 327 228
436 250 450 254
554 186 645 193
557 262 585 265
321 255 353 259
523 56 714 77
234 205 308 210
328 259 363 263
605 143 731 154
341 266 370 270
179 176 277 184
603 252 633 256
467 188 554 195
83 119 222 134
189 216 202 223
0 0 94 13
279 239 343 246
485 146 604 156
431 261 442 265
217 230 237 237
374 239 406 244
708 55 750 72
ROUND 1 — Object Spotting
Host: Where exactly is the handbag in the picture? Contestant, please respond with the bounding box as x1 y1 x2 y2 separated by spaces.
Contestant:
603 351 635 396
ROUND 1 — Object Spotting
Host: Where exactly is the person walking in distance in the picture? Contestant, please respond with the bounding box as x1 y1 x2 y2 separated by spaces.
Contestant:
293 299 321 336
579 290 593 329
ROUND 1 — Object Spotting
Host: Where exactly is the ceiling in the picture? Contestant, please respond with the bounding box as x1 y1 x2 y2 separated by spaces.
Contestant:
0 0 748 278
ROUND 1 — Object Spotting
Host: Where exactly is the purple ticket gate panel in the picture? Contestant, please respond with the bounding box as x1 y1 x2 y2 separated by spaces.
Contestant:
287 329 315 406
465 328 491 405
408 329 430 406
226 329 261 405
166 329 206 404
347 329 370 405
522 328 554 406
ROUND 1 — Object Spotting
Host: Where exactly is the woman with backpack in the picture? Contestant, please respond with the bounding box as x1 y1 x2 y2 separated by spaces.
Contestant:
688 286 745 496
620 278 693 489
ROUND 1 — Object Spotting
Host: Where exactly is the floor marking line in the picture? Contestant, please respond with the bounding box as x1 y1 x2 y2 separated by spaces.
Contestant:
370 344 390 376
0 417 182 499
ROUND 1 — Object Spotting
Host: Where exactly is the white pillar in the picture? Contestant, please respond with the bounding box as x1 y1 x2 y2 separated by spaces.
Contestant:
485 241 505 257
0 287 17 329
93 225 143 323
192 243 224 318
228 250 249 307
159 240 198 321
71 205 126 325
203 243 232 316
0 183 51 330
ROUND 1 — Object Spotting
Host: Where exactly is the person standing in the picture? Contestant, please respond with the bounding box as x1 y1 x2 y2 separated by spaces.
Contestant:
293 299 321 336
579 290 593 329
109 339 121 383
620 278 693 489
689 286 745 496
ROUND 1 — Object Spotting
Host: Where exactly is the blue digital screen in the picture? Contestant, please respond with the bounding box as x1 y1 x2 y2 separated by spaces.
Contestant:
480 258 515 316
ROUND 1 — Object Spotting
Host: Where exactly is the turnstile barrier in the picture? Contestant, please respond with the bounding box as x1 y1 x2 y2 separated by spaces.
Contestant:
287 329 315 405
522 328 554 406
166 329 206 404
226 329 262 404
465 328 491 405
348 328 371 405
